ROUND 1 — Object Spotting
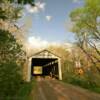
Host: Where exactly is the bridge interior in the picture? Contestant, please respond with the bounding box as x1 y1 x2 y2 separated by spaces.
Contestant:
31 58 59 79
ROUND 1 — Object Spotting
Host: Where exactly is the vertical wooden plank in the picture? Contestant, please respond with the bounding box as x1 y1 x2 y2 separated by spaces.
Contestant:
27 58 32 82
58 58 62 80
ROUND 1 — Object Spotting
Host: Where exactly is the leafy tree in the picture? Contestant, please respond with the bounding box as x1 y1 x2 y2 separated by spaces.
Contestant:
0 0 35 21
70 0 100 40
0 29 26 99
0 0 34 5
70 0 100 72
0 30 25 63
0 0 30 99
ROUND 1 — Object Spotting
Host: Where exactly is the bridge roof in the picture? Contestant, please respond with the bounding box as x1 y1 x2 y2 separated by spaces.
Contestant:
29 49 61 59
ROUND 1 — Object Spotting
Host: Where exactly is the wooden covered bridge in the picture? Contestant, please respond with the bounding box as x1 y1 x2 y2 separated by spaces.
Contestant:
23 49 62 82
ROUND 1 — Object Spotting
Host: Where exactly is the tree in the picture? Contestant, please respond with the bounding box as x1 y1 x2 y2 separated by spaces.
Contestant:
0 0 35 21
0 0 30 99
70 0 100 73
70 0 100 40
0 0 34 5
0 29 26 99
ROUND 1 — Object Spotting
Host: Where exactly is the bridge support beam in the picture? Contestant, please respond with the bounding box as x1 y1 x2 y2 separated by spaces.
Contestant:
58 58 62 80
27 58 31 82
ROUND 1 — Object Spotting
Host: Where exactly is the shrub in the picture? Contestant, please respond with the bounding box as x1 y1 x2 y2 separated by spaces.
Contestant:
0 29 25 99
0 61 22 100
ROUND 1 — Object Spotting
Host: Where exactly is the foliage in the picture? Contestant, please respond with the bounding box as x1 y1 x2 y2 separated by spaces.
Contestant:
15 79 36 100
0 29 26 99
0 0 35 21
0 0 34 5
62 45 100 93
17 0 34 5
0 1 22 21
0 62 22 99
70 0 100 56
69 0 100 72
63 72 100 93
70 0 100 40
0 79 36 100
0 0 29 98
0 29 25 64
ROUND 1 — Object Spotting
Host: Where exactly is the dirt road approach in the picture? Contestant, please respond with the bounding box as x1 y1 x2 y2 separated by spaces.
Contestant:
31 79 100 100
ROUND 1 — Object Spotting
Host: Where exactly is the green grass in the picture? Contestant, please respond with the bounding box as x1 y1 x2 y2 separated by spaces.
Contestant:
15 79 36 100
3 80 35 100
89 87 100 93
4 79 36 100
63 74 100 93
0 81 36 100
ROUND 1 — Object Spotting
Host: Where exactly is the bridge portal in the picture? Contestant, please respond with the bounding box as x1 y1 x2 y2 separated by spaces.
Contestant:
27 50 62 82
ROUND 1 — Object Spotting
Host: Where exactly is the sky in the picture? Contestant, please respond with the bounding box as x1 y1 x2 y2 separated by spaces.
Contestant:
18 0 84 48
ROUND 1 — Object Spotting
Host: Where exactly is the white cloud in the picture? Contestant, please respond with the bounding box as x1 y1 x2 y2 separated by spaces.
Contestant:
22 36 73 56
24 2 46 14
29 6 39 13
25 4 31 11
28 36 49 48
46 16 52 21
25 4 39 13
26 36 62 49
35 2 46 11
27 36 73 49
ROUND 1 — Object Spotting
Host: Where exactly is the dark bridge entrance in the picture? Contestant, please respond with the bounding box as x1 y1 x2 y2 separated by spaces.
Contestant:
31 58 59 79
27 50 62 81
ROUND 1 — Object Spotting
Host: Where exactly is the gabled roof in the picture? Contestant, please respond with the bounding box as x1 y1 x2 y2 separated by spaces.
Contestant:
29 49 61 58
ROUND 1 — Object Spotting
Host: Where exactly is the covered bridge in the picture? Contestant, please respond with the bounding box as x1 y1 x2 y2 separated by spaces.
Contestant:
23 49 62 82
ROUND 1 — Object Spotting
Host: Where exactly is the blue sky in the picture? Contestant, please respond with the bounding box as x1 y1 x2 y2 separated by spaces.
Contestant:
19 0 84 47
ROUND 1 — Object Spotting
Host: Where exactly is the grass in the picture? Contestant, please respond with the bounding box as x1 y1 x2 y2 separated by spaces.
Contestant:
89 87 100 93
4 80 36 100
2 79 36 100
63 74 100 94
15 79 36 100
